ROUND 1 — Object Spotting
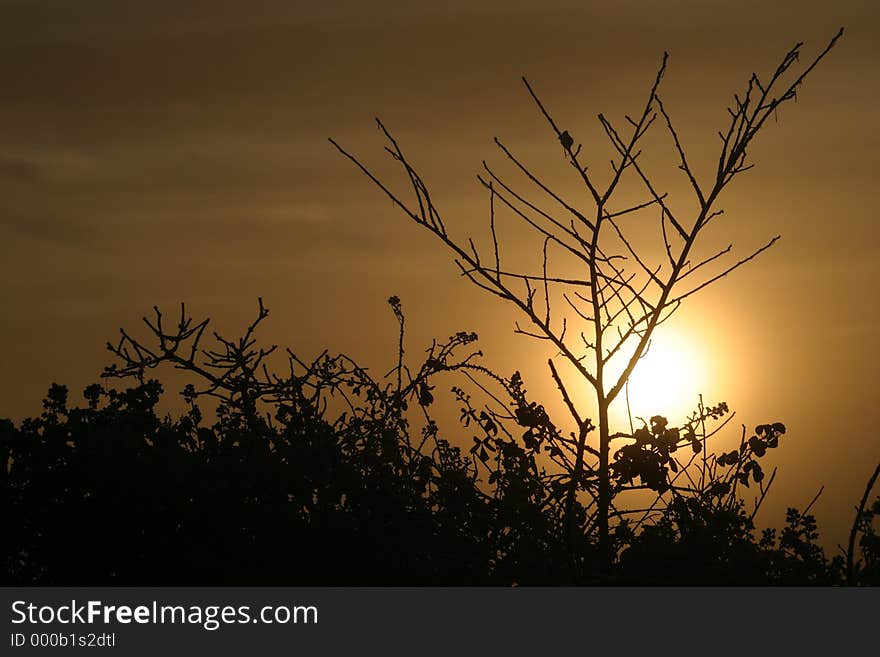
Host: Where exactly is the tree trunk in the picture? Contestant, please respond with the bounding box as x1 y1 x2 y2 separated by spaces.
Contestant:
597 398 611 571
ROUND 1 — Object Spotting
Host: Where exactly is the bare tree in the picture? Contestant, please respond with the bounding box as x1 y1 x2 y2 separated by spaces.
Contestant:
330 29 843 567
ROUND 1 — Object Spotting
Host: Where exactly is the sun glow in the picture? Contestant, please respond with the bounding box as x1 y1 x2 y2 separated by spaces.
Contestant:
614 329 707 425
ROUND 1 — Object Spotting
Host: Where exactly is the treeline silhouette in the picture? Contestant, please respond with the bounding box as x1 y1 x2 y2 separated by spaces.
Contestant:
2 300 877 585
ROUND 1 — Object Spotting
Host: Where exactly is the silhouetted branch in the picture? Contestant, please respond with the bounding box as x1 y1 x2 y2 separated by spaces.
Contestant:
331 29 842 570
847 462 880 585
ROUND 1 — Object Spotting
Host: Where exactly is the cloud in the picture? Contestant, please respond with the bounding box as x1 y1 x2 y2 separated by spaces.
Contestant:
0 151 100 183
0 154 43 181
0 150 104 245
0 209 91 245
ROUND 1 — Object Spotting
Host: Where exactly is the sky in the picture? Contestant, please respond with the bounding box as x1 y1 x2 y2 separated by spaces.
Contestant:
1 0 877 547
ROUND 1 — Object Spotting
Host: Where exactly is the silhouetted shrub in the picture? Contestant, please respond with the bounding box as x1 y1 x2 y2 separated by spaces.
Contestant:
0 300 870 585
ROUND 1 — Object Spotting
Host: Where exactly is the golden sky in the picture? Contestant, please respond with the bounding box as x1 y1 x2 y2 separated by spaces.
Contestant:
1 0 877 545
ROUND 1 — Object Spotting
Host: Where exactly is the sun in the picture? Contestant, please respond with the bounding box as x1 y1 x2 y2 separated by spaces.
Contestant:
614 329 707 425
